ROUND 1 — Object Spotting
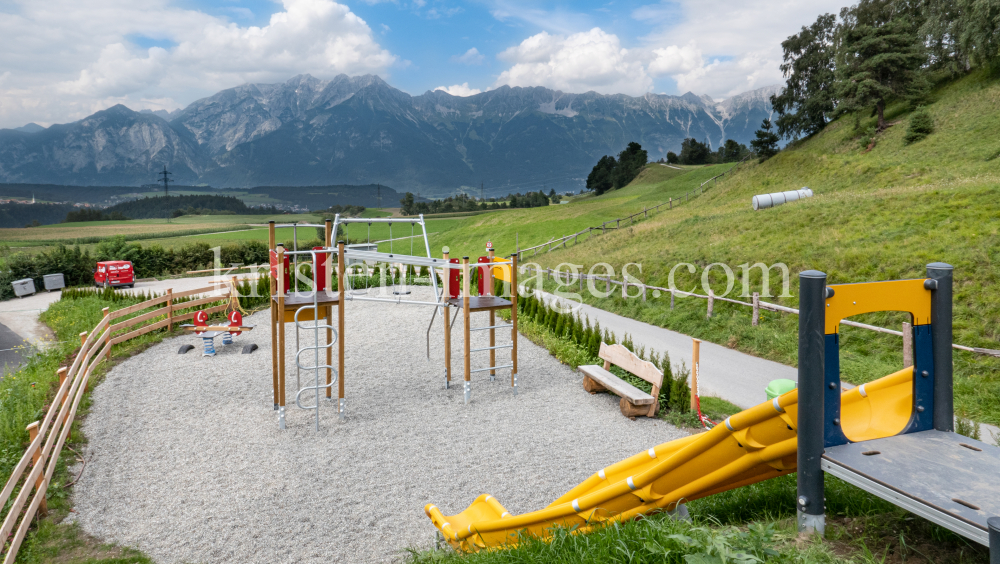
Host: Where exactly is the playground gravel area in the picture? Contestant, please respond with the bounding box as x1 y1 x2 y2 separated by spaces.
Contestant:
72 286 685 564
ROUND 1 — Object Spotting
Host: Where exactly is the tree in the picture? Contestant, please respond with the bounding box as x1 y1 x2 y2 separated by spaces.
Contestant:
678 138 711 164
920 0 969 74
835 13 927 130
665 152 679 164
586 155 616 195
958 0 1000 72
721 139 748 162
904 107 935 143
750 119 781 161
399 192 416 215
612 142 648 189
771 13 838 139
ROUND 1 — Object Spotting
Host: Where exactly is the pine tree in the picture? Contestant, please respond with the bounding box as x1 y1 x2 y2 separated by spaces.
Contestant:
835 15 927 130
750 119 781 162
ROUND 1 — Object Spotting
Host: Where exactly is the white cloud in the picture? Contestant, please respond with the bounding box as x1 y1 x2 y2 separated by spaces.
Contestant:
0 0 397 128
635 0 852 98
452 47 484 65
493 28 652 96
435 83 482 96
648 41 702 76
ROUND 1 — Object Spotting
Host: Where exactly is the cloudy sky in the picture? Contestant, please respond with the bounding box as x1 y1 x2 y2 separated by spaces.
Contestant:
0 0 854 129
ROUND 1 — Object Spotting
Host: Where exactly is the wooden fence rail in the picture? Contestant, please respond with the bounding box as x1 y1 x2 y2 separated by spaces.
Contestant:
522 266 1000 358
0 284 231 563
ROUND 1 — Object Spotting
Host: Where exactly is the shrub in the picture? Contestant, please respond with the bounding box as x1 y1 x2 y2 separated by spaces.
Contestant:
904 108 934 144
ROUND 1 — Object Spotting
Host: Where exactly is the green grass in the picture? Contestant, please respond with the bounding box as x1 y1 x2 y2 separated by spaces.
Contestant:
426 163 729 260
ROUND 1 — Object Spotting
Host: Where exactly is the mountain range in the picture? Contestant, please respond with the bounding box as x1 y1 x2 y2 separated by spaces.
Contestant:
0 75 778 197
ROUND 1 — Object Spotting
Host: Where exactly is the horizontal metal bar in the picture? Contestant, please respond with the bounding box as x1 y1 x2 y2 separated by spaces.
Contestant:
470 344 513 352
470 364 513 373
821 459 988 546
345 296 445 307
335 218 425 224
470 324 513 331
273 223 327 229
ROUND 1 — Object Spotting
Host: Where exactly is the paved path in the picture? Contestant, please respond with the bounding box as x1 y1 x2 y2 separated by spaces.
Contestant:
531 289 800 410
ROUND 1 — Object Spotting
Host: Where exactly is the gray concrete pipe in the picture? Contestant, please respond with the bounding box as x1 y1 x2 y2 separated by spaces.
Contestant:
752 188 813 211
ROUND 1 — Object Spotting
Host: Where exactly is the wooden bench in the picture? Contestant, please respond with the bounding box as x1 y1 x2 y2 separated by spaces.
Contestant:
580 343 663 419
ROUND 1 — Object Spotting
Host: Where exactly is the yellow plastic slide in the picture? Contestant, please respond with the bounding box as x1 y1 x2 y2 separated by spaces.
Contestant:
425 367 915 551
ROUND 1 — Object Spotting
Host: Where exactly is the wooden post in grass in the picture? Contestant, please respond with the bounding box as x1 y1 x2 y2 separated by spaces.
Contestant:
691 339 701 412
605 277 610 294
578 273 583 293
26 422 46 515
641 284 647 302
669 197 672 209
57 367 67 406
670 289 675 310
752 292 760 326
102 307 110 360
166 289 174 331
902 322 913 367
706 290 714 318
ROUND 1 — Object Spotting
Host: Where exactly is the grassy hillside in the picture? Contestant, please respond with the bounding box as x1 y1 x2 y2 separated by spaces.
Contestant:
435 70 1000 424
426 163 725 259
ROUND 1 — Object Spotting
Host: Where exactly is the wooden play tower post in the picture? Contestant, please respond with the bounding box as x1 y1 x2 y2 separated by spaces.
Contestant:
337 240 346 420
462 256 471 404
269 221 278 411
442 248 451 388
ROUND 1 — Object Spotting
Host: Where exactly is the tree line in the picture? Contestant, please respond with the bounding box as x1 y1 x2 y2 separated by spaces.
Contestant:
664 138 753 165
770 0 997 142
399 190 557 216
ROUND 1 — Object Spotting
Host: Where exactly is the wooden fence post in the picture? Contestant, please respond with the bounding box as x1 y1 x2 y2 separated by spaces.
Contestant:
691 339 701 412
579 273 584 293
669 197 672 209
102 307 110 360
644 207 648 218
57 367 67 406
902 322 913 367
670 289 675 310
622 278 628 299
605 277 611 294
641 284 647 302
79 331 89 392
752 292 760 326
166 288 174 332
26 421 47 516
707 290 714 318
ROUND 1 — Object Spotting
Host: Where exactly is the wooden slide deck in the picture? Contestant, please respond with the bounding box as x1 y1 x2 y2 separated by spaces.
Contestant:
425 366 929 552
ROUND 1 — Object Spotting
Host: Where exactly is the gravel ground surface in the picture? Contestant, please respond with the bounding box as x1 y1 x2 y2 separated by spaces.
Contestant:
73 287 685 564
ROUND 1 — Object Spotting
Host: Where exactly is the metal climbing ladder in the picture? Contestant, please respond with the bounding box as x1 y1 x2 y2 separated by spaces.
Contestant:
292 270 339 431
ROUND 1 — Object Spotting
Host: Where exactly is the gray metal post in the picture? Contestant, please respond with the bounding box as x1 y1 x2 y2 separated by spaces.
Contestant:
989 517 1000 564
927 262 953 432
797 269 827 535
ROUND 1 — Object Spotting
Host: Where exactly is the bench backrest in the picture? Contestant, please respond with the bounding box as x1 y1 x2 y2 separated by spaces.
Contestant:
598 342 663 389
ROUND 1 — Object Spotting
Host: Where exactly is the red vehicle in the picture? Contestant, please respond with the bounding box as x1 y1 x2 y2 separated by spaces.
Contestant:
94 261 135 288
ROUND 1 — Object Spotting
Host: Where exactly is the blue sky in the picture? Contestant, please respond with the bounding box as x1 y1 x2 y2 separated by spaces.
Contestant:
0 0 853 128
